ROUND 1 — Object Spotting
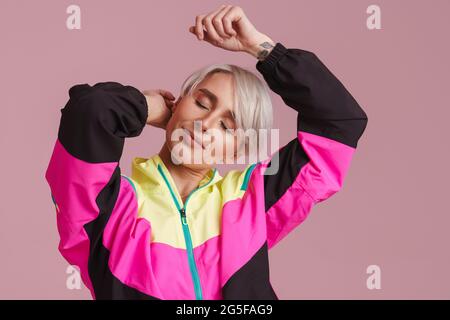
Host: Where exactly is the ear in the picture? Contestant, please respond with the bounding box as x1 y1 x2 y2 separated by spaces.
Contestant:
171 96 181 113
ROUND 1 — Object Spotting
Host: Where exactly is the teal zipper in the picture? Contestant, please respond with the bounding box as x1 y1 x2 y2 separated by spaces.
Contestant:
157 163 216 300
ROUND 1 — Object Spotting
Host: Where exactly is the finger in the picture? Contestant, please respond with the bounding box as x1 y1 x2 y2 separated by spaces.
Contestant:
212 5 231 39
219 5 236 37
189 26 199 39
159 89 175 99
166 100 175 112
195 14 205 40
223 6 240 37
163 95 175 102
158 89 176 100
203 7 226 43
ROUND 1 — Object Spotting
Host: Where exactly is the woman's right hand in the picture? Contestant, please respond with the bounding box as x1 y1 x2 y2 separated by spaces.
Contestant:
141 89 176 129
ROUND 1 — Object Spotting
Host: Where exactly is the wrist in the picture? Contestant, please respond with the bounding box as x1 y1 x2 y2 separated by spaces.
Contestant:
144 94 171 129
245 35 276 61
144 95 153 125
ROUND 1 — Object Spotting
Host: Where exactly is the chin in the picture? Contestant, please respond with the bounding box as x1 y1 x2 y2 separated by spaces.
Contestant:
182 161 214 171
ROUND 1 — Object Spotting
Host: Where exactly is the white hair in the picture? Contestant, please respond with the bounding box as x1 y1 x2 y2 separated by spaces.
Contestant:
178 63 273 154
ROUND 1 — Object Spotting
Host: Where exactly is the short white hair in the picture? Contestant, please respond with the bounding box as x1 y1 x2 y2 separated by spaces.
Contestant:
179 63 273 154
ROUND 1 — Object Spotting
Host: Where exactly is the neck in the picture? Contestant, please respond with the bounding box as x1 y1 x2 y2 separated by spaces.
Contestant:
158 142 211 200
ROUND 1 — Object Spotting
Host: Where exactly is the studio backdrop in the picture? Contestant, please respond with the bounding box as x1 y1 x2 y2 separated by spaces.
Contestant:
0 0 449 299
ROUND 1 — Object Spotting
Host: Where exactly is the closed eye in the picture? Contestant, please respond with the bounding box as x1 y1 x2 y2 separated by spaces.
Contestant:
196 100 229 131
195 100 208 110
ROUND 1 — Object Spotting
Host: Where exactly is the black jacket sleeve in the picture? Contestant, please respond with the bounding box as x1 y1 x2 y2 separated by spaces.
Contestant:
44 81 151 298
254 42 368 248
59 81 148 163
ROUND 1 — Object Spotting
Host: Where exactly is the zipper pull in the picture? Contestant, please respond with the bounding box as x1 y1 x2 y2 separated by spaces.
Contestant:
180 208 188 225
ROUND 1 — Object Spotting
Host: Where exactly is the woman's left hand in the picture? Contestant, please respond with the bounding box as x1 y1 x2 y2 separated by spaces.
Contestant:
188 5 274 55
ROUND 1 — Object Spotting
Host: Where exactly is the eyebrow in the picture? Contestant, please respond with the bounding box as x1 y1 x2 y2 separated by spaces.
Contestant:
198 88 236 121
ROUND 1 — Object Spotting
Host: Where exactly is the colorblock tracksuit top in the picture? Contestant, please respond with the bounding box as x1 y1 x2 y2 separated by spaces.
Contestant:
45 42 368 300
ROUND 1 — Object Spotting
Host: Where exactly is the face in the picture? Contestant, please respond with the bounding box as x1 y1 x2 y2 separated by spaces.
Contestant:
165 72 243 170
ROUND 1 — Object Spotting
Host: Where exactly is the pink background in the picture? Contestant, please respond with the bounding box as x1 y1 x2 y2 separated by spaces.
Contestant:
1 0 449 299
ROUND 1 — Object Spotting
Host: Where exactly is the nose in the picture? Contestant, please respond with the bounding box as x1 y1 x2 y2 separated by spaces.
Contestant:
195 112 217 133
192 114 219 150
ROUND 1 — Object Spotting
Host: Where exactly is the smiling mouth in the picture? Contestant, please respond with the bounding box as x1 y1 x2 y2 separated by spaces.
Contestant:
184 128 205 149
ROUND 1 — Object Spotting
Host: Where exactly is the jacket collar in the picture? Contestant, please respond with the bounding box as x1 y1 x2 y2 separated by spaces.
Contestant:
131 154 223 194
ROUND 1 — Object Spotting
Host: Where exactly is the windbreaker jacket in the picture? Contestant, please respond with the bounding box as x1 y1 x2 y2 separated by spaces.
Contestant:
45 42 368 300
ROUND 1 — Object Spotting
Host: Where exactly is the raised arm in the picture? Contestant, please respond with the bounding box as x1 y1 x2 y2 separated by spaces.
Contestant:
254 42 368 249
187 4 368 250
44 82 155 298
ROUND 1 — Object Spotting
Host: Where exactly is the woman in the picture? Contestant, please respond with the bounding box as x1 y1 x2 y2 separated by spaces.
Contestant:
45 5 368 300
